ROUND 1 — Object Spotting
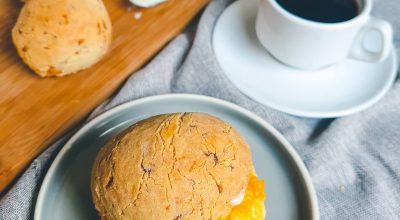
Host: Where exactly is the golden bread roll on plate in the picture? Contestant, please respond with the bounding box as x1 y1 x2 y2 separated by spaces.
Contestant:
91 113 266 220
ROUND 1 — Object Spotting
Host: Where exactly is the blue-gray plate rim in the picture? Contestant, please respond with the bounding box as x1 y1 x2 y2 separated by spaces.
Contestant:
34 93 319 220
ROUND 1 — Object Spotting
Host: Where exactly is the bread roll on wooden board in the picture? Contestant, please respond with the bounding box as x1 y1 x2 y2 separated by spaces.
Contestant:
12 0 112 77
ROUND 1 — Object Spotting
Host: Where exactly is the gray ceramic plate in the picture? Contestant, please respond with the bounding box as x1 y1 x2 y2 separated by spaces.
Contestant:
35 94 319 220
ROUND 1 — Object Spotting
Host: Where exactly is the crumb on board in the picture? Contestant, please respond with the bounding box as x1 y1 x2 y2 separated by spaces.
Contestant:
134 11 142 20
127 5 142 20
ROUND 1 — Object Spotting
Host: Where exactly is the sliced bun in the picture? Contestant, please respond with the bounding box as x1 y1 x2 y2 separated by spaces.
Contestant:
91 113 252 220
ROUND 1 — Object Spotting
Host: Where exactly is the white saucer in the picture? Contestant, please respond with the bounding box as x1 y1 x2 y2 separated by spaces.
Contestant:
213 0 398 118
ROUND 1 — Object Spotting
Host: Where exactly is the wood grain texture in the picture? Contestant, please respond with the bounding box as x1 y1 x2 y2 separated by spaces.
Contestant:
0 0 208 193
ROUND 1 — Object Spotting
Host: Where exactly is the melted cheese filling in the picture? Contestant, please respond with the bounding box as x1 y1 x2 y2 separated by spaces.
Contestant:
220 173 266 220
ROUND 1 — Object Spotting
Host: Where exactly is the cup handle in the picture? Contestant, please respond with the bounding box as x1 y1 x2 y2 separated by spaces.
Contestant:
350 17 393 62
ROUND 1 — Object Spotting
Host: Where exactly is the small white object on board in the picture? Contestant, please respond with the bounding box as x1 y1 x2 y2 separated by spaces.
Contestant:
134 11 142 20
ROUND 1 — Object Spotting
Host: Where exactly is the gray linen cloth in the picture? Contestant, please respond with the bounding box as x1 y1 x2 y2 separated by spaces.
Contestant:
1 0 400 219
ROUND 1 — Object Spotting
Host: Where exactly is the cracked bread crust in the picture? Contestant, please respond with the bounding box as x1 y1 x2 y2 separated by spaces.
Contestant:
91 113 252 220
12 0 112 77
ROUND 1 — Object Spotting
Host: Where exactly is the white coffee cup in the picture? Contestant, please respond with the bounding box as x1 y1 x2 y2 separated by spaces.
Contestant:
255 0 393 70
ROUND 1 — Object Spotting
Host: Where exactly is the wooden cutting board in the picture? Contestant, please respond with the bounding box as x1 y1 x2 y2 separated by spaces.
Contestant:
0 0 208 193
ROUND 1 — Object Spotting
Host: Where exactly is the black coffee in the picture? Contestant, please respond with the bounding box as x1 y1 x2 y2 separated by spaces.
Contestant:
276 0 360 23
